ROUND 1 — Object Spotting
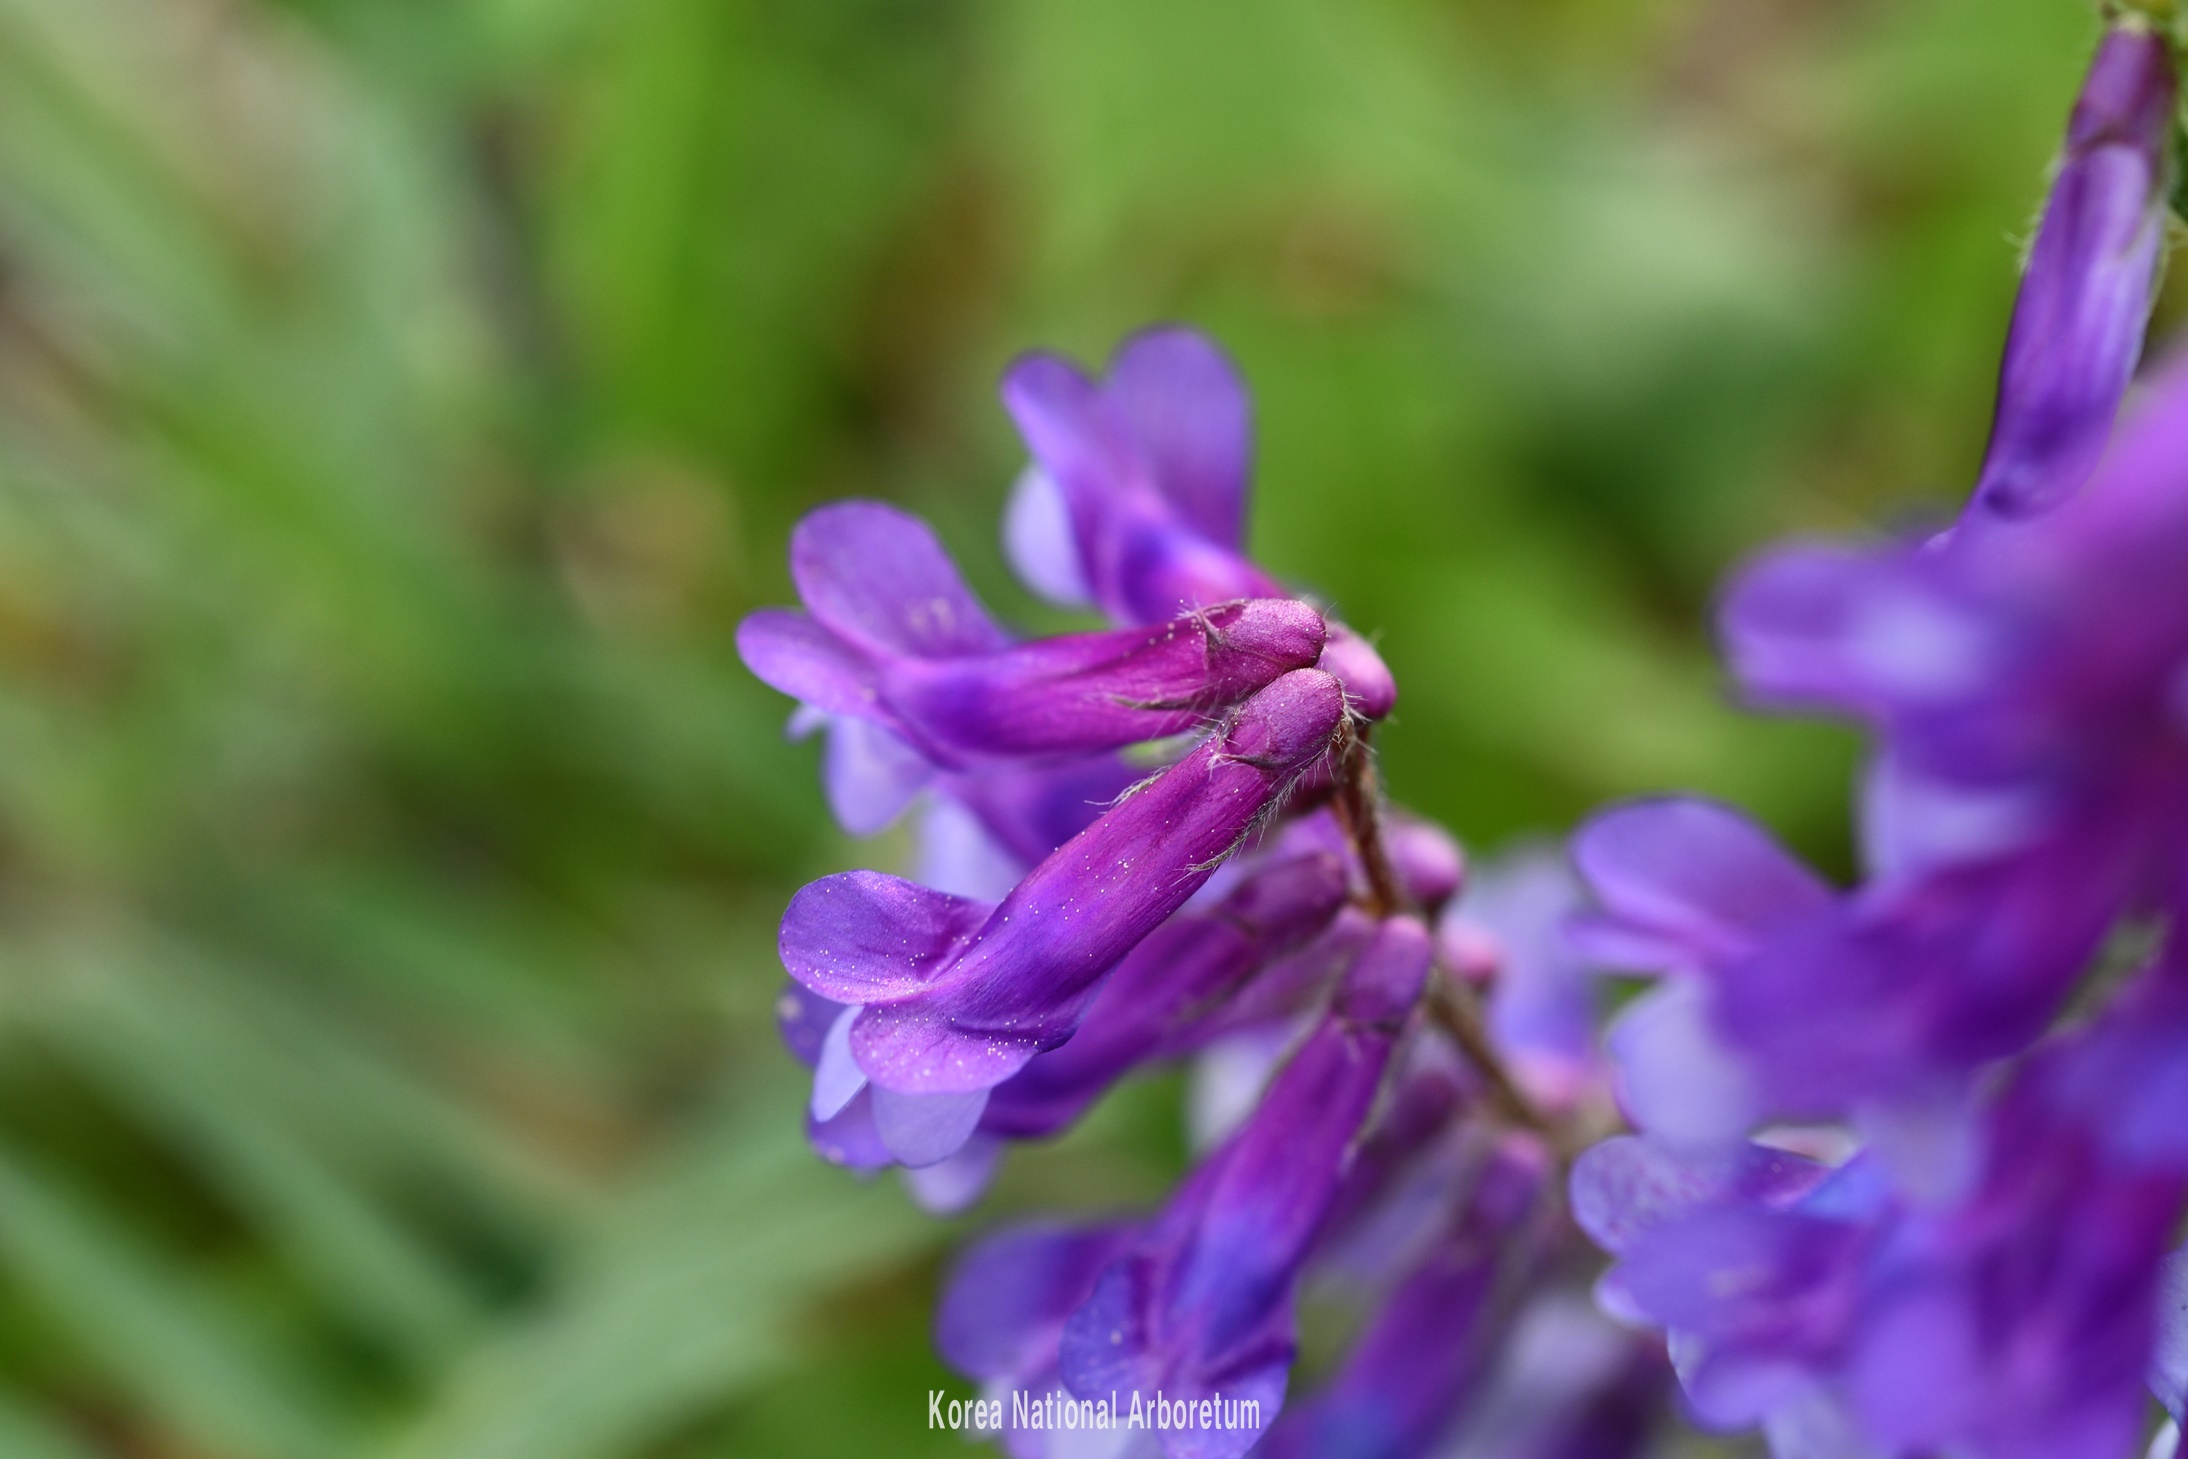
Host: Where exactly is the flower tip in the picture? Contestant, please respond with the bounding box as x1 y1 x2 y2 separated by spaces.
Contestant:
1220 669 1349 772
1315 622 1397 719
1335 915 1434 1026
1208 597 1329 673
2078 21 2179 153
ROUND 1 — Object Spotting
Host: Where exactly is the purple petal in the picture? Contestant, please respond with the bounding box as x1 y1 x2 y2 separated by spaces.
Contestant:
1852 1084 1979 1207
1002 355 1137 584
1159 1357 1288 1459
1330 914 1434 1027
1058 1257 1154 1398
1845 1286 1983 1452
1719 541 1997 720
1606 981 1763 1143
940 755 1143 869
1457 846 1599 1106
915 794 1028 901
982 852 1347 1140
1105 327 1252 550
883 598 1326 763
1315 620 1398 720
809 1003 867 1119
1858 751 2047 881
938 1220 1137 1382
807 1087 894 1170
1186 1025 1298 1151
736 609 884 720
821 717 932 835
901 1135 1000 1214
871 1083 990 1167
775 980 843 1067
789 500 1008 658
1759 1388 1891 1459
1266 1141 1547 1459
1443 1297 1669 1459
1972 25 2174 519
2149 1246 2188 1420
1573 798 1834 966
862 671 1346 1093
1386 813 1465 912
1570 1135 1827 1256
1004 466 1096 607
778 870 992 1005
852 1000 1049 1095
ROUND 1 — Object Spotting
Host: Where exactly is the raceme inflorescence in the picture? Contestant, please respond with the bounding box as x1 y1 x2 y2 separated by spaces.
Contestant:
740 15 2188 1459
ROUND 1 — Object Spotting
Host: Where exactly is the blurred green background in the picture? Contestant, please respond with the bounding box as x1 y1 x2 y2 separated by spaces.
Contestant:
0 0 2134 1453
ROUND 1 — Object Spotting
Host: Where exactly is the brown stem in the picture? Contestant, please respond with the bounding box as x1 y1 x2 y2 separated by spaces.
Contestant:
1328 719 1556 1139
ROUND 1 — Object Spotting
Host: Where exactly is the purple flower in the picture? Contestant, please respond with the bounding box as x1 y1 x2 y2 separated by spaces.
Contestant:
981 850 1351 1140
1273 807 1467 914
1574 963 2188 1459
1571 792 2161 1136
1440 1298 1670 1459
1001 326 1398 718
1259 1137 1551 1459
1973 23 2176 519
780 669 1346 1164
937 1220 1141 1459
1692 361 2188 1121
1055 915 1434 1459
741 502 1329 769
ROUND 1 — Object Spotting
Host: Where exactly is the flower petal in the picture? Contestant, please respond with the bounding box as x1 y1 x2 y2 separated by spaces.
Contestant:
822 717 932 835
790 500 1008 658
1003 466 1096 607
871 1084 991 1167
778 869 992 1005
1106 327 1252 550
1606 981 1764 1143
735 608 884 720
1574 798 1834 966
938 1221 1136 1382
810 1004 868 1120
1972 26 2174 519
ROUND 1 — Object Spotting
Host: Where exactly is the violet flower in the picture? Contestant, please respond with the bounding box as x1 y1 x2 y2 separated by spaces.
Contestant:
980 849 1351 1140
1574 961 2188 1459
1001 326 1398 718
1699 363 2188 1119
1973 22 2177 519
1055 915 1434 1459
780 669 1346 1164
741 502 1328 768
1259 1137 1550 1459
1438 1298 1671 1459
937 1219 1141 1459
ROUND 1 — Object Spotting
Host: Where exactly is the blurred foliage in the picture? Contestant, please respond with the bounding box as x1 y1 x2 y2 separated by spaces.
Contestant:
0 0 2118 1453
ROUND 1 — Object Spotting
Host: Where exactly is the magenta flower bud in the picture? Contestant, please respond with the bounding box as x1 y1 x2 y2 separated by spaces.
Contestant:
779 670 1348 1134
739 501 1328 768
1056 916 1434 1458
1316 620 1398 719
1386 811 1465 910
1972 23 2176 518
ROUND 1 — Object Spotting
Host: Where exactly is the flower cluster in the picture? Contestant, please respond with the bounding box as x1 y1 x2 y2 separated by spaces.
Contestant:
744 330 1665 1456
1568 19 2188 1459
744 15 2188 1459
